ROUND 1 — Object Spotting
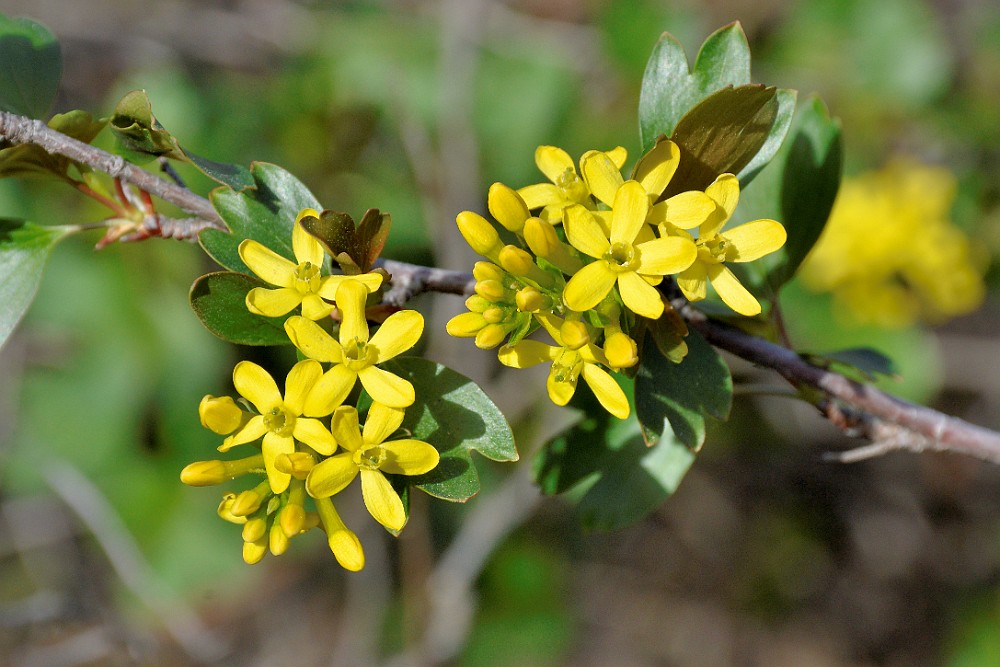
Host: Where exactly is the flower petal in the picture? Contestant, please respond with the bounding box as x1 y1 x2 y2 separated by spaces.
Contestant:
381 439 439 476
336 279 371 345
518 183 563 209
219 415 267 451
306 453 359 498
581 364 630 419
632 138 679 198
246 287 302 317
299 293 334 321
363 402 406 447
581 150 625 206
284 360 322 414
293 211 325 266
635 236 697 276
563 261 617 312
648 191 717 230
709 264 762 316
330 406 365 452
546 367 578 406
360 469 407 531
610 180 650 246
285 316 343 363
677 262 709 301
564 205 610 259
239 239 296 288
233 361 282 412
262 432 294 494
535 145 576 183
606 146 628 170
358 366 415 408
721 219 787 262
292 417 336 455
304 365 357 416
617 270 665 319
369 310 423 362
317 272 383 300
702 173 740 238
497 340 560 368
199 395 244 435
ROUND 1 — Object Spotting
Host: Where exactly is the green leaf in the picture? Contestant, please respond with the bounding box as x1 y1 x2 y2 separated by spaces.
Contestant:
185 151 254 191
0 219 70 350
299 208 391 274
109 90 186 163
0 110 107 180
378 357 517 502
639 22 751 151
188 272 290 346
635 327 732 450
0 14 60 119
805 347 899 382
200 162 321 273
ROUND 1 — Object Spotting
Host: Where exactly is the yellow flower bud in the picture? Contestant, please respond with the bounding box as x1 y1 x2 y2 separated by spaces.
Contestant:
498 245 555 288
230 481 271 517
488 182 530 234
243 538 267 565
465 295 491 312
456 211 503 260
446 312 487 337
473 261 506 283
475 323 507 349
523 217 584 275
217 493 248 525
482 307 506 324
475 279 508 302
269 521 290 556
274 452 316 479
515 286 544 312
316 497 365 571
242 517 268 543
560 320 590 350
280 504 306 537
604 331 639 369
199 395 245 435
179 460 228 486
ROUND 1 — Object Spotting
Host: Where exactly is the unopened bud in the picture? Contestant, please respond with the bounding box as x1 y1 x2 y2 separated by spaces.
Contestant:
560 320 590 350
446 312 487 337
498 245 555 288
456 211 502 260
465 295 491 313
475 279 507 302
488 183 529 234
604 331 639 369
199 395 244 435
217 493 247 525
230 481 270 517
473 261 505 283
280 504 306 537
180 460 228 486
242 538 267 565
269 522 290 556
482 307 506 324
242 517 268 543
274 452 316 479
523 217 584 275
515 286 544 313
475 324 507 349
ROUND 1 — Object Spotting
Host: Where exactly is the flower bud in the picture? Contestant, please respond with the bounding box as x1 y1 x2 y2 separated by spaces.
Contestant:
456 211 503 260
560 320 590 350
180 460 228 486
604 331 639 369
482 307 506 324
475 279 507 302
488 183 529 234
523 217 583 275
316 497 365 572
473 261 505 283
217 493 248 525
269 521 290 556
230 481 271 517
280 504 306 537
199 395 245 435
499 245 555 288
475 324 507 349
446 312 487 337
242 517 268 543
465 295 491 313
274 452 316 479
515 286 544 313
242 538 267 565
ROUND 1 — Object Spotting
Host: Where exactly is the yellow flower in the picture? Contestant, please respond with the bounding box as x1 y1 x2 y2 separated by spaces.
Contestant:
563 180 697 319
517 145 627 223
675 174 787 317
315 496 365 571
217 360 337 494
497 313 629 419
239 208 383 320
305 403 440 532
285 280 423 411
799 159 986 327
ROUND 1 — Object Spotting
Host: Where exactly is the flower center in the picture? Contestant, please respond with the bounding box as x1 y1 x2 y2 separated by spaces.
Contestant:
604 242 636 272
262 405 296 437
293 262 321 294
354 444 386 471
343 337 373 371
697 235 730 263
556 168 589 204
551 349 583 384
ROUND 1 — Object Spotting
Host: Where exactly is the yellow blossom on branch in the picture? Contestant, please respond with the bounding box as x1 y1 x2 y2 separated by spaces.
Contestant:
517 145 627 223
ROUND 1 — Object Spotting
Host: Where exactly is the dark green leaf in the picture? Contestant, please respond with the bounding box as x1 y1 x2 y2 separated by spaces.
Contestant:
0 219 70 350
185 151 254 190
737 88 797 185
379 357 517 502
0 110 107 180
635 327 732 450
200 162 321 273
189 272 290 346
639 22 751 151
806 347 899 382
109 90 185 163
0 14 60 119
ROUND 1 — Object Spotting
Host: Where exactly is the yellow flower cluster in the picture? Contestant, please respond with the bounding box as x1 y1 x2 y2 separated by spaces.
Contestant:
799 159 986 327
182 209 439 571
448 141 787 418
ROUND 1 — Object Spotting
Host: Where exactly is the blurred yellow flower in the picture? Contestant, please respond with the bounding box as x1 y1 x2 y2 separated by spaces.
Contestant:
799 159 986 327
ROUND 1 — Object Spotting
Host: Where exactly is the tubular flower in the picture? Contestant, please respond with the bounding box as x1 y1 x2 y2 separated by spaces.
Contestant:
498 313 629 419
675 174 787 317
217 360 337 494
285 280 423 411
239 208 383 320
306 403 440 532
563 180 697 319
518 145 627 223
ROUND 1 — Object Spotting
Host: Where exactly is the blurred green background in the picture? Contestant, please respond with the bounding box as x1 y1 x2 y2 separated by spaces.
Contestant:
1 0 1000 665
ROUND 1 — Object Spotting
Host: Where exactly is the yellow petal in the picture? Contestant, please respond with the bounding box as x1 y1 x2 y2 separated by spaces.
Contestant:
581 364 630 419
317 272 384 300
677 262 709 301
381 439 439 476
580 150 625 207
488 182 530 233
497 340 559 369
336 280 371 345
705 173 740 219
361 469 406 531
284 359 323 414
218 415 267 451
306 453 359 498
709 264 761 316
722 219 787 262
617 270 665 319
564 205 610 259
292 214 325 267
262 432 294 494
606 146 628 169
535 145 575 183
546 367 578 406
233 361 282 413
363 402 406 447
648 191 717 230
358 366 415 408
292 417 336 455
368 310 423 362
299 293 334 321
330 406 364 452
610 180 649 246
239 239 296 288
518 183 563 209
246 287 302 317
633 138 679 198
304 365 357 416
635 236 697 275
533 312 566 343
199 395 244 434
446 311 487 337
563 261 617 312
285 316 343 363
